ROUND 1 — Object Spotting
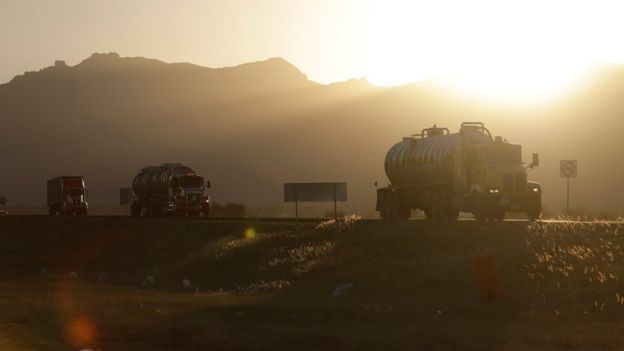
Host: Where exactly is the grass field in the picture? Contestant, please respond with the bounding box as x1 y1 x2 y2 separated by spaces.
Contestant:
1 216 624 350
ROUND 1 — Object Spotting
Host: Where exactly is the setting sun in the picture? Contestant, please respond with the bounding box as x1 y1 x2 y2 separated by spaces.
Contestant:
361 0 622 100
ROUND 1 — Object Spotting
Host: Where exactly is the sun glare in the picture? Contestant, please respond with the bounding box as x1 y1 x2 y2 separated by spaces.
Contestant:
361 0 623 101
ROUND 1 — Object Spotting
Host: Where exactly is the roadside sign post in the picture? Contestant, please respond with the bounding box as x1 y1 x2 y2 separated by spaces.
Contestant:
560 160 578 215
294 183 298 224
333 183 337 219
284 182 348 225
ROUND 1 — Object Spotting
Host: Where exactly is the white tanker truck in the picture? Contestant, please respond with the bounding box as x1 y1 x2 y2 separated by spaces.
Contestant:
376 122 541 220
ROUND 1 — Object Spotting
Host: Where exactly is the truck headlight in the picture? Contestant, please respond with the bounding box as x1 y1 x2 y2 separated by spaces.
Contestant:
532 187 539 192
488 188 500 194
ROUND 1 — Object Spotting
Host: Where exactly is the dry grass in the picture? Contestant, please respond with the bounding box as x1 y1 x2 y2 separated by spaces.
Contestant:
0 217 624 350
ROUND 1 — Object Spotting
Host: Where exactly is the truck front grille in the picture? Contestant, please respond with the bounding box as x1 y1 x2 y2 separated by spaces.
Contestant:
187 193 201 206
503 174 514 193
515 172 527 193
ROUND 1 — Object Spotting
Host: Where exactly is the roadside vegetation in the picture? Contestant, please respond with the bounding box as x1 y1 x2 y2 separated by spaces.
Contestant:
0 217 623 350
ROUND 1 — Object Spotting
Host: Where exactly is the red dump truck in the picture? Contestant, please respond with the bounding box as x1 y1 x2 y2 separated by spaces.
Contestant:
47 176 88 216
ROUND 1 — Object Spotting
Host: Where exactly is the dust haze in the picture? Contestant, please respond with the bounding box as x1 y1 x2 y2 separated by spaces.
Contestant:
0 53 622 217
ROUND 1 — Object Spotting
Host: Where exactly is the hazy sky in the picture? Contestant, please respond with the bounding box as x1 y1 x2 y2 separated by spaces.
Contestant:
2 0 624 99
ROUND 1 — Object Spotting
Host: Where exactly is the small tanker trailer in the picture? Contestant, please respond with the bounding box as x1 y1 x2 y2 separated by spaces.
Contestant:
130 163 210 216
376 122 541 220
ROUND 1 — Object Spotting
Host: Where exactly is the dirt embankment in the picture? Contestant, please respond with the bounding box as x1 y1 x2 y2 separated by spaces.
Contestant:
1 217 624 350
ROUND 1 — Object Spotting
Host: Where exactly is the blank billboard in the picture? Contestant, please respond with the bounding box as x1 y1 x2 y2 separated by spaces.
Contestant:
284 183 347 202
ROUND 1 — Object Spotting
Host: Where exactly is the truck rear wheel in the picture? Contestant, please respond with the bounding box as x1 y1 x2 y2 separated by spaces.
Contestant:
380 190 409 220
446 209 460 220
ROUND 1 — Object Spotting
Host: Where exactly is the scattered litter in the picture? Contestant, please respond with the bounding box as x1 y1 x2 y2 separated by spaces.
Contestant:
142 275 155 287
332 283 354 298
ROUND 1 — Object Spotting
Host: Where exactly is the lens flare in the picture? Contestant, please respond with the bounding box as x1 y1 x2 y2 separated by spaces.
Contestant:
65 315 97 348
244 227 256 239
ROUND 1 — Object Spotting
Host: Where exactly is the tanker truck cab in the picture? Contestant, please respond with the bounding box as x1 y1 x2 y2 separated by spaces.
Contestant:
131 163 211 217
377 122 542 221
465 138 541 220
172 174 209 215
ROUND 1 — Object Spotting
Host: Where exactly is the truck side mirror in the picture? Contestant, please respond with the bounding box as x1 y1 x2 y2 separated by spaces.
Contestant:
528 153 539 169
206 181 211 189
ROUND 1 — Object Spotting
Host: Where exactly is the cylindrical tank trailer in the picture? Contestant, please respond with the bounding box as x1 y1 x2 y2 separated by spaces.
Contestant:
376 122 542 220
130 163 210 216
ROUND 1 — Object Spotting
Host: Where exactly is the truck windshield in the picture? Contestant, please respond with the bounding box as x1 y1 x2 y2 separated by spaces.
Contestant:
178 175 203 189
482 147 521 163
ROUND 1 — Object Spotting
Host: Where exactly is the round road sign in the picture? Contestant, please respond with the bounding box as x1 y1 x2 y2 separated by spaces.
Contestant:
560 160 577 178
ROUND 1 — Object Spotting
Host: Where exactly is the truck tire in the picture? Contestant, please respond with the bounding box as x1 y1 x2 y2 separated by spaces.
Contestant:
441 192 459 220
151 204 162 217
426 188 457 220
380 202 390 220
526 196 542 221
424 190 438 220
446 208 460 220
396 191 411 219
527 207 541 221
491 208 506 221
380 191 409 220
471 193 487 221
396 205 410 220
424 208 433 220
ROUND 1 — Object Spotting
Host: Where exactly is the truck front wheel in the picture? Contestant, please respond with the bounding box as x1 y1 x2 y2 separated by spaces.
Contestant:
526 197 542 221
471 193 487 221
491 208 506 221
